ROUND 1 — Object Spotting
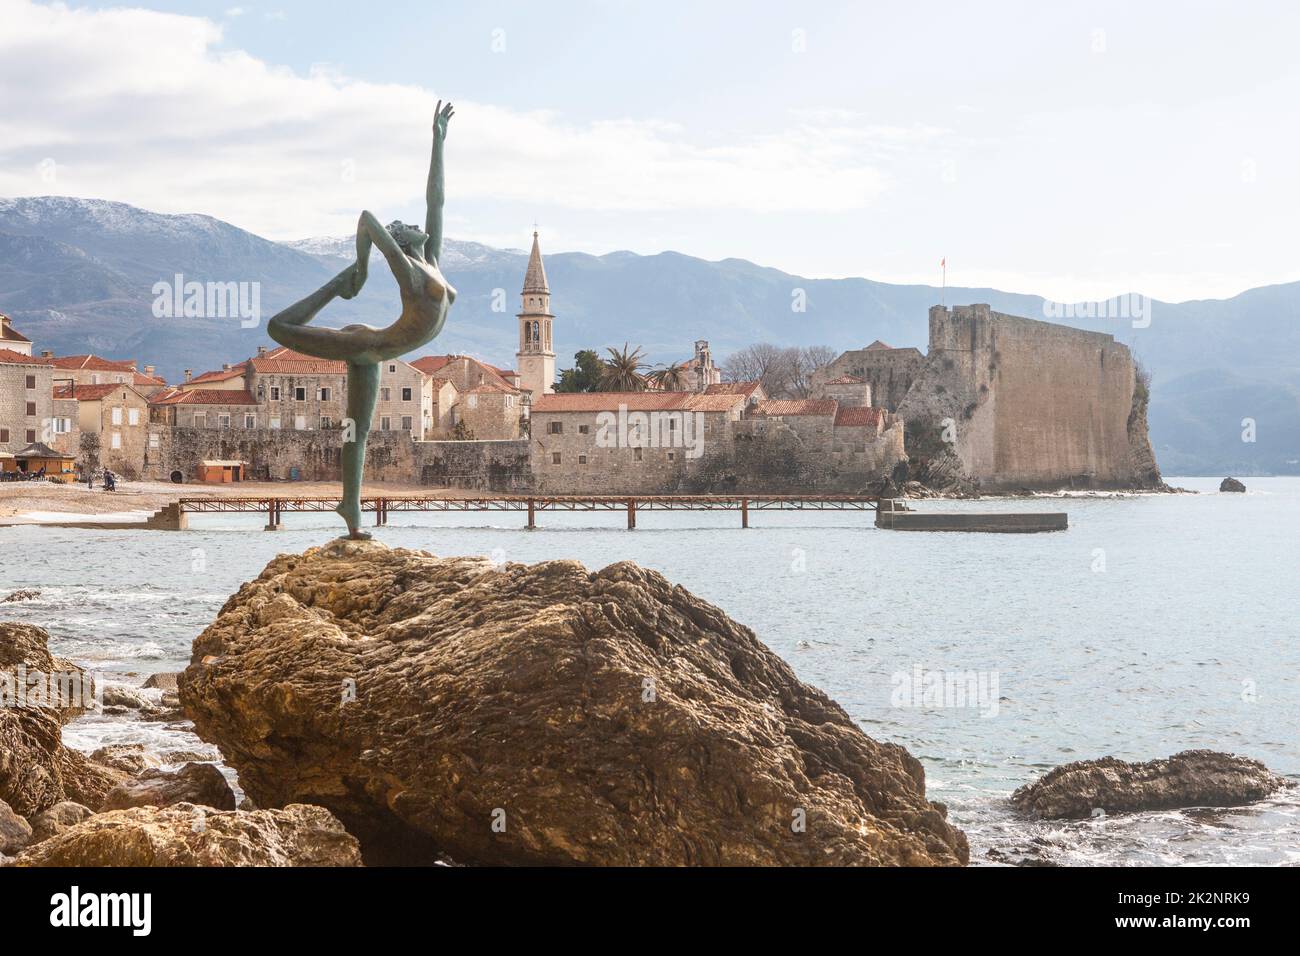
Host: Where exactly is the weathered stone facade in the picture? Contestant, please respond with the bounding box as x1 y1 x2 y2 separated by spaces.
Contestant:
0 351 58 453
896 304 1161 490
812 341 924 411
56 383 152 477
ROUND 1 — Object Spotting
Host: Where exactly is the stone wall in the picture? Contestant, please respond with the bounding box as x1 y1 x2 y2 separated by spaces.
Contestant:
812 346 924 411
897 304 1161 491
414 440 531 491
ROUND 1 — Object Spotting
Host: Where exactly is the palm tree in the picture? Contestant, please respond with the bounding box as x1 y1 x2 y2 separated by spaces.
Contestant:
649 361 690 391
598 343 648 391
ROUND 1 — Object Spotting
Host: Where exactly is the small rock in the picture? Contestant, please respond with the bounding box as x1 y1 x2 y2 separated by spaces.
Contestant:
142 672 180 692
26 802 93 844
1219 477 1246 493
159 748 219 764
101 763 237 812
1 589 40 603
101 686 158 712
1010 750 1287 819
90 744 161 776
13 804 363 867
0 798 33 855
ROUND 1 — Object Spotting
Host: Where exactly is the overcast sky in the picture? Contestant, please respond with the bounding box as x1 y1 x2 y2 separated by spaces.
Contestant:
2 0 1298 302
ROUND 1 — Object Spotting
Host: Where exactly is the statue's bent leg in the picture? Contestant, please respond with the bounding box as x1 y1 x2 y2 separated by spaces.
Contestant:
338 360 380 538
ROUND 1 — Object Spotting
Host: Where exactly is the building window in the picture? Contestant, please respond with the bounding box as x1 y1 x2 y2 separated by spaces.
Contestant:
244 414 256 428
149 433 159 448
319 387 331 402
320 416 332 429
401 387 412 402
633 447 643 462
26 429 36 444
0 429 9 443
551 452 561 464
467 394 478 409
25 375 35 389
381 387 391 401
270 386 281 401
193 414 206 427
270 417 281 430
578 424 589 434
294 387 306 401
381 417 391 430
111 407 122 426
401 416 412 431
111 432 122 449
219 415 230 429
506 395 514 408
294 415 306 430
388 364 396 373
25 402 36 416
578 455 587 464
128 408 140 426
257 384 265 400
54 418 70 433
548 421 563 434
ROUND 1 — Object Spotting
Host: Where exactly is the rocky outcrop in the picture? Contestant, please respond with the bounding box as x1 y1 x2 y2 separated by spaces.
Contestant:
90 744 161 776
12 804 362 867
181 541 968 866
0 798 32 855
101 763 236 812
142 672 180 692
0 623 126 816
1220 477 1246 493
2 589 40 603
26 801 93 845
1010 750 1288 819
0 621 93 723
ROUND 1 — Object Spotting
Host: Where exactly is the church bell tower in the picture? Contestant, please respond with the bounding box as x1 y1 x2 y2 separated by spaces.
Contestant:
516 231 555 398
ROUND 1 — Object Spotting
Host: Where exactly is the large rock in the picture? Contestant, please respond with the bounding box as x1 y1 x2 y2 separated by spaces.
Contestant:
1219 477 1246 493
0 623 126 816
12 804 362 867
101 763 237 812
0 798 32 855
1011 750 1288 819
89 744 161 776
26 801 93 845
0 621 94 723
180 541 968 866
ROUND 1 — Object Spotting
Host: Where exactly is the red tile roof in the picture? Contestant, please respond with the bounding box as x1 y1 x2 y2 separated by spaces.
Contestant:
834 406 885 428
751 399 839 418
49 354 137 372
411 354 519 393
704 380 763 396
250 347 345 375
0 316 31 343
824 374 866 385
134 372 167 387
151 387 258 406
53 383 143 402
185 365 247 385
410 355 453 375
533 391 745 413
0 348 48 365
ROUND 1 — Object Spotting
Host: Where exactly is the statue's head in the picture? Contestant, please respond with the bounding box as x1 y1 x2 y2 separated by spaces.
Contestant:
386 221 428 257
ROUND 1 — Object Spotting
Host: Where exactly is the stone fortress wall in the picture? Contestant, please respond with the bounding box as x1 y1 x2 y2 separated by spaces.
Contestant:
897 304 1161 490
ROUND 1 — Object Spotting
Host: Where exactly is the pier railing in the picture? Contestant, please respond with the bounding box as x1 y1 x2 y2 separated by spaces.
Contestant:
177 494 881 530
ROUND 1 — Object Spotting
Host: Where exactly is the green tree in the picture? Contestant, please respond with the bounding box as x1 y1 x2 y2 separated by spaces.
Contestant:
555 349 604 393
598 343 648 392
649 361 690 391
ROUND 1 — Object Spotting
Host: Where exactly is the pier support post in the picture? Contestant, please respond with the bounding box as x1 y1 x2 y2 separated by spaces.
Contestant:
264 499 280 531
627 498 636 530
526 499 536 530
741 498 749 529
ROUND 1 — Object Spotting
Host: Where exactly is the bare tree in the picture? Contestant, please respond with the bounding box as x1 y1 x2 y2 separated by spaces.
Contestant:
723 343 838 398
787 345 838 398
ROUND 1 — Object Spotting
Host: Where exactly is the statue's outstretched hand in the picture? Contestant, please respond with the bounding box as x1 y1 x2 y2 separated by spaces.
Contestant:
337 263 366 300
433 100 455 140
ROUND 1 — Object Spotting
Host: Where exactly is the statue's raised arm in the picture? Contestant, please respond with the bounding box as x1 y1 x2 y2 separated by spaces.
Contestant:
424 100 453 264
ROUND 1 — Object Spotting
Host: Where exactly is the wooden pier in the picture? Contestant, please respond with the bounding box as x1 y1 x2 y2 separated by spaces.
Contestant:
177 494 882 530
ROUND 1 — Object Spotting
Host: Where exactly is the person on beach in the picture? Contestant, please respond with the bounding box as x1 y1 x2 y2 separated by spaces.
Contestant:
265 101 457 539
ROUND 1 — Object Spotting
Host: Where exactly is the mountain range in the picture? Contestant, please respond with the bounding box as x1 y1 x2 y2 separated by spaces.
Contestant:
1 195 1296 476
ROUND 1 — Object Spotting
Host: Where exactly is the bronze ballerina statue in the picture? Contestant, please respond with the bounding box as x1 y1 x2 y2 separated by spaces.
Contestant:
267 101 457 539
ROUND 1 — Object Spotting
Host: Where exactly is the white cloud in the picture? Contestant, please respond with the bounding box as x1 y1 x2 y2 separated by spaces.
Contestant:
0 0 899 239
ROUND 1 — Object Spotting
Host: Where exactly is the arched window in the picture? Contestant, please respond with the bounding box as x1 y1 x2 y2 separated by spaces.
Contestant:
532 321 540 344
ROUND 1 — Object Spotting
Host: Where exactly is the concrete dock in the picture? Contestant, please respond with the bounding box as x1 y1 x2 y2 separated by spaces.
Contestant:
875 500 1067 533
